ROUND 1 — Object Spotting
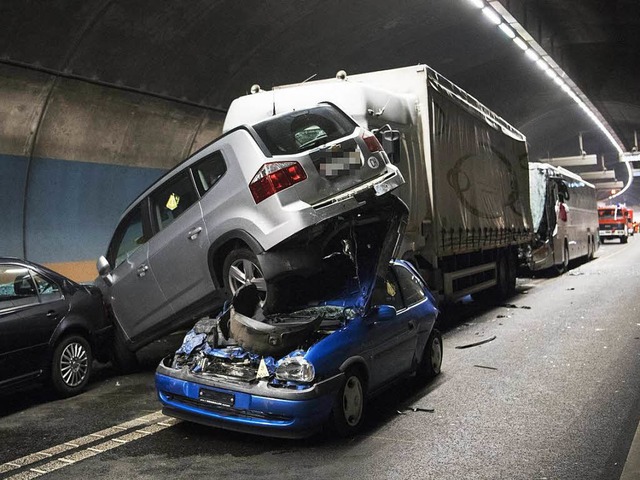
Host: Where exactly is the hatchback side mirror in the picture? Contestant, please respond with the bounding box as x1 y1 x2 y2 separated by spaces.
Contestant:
97 256 113 286
375 305 397 321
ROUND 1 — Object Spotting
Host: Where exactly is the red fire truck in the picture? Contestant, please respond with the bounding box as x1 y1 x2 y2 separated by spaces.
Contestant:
598 205 630 243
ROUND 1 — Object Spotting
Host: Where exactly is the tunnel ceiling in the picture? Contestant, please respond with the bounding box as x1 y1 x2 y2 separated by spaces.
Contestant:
1 0 639 202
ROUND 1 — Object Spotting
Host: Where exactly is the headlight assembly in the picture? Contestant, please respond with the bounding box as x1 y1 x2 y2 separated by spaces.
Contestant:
275 356 315 383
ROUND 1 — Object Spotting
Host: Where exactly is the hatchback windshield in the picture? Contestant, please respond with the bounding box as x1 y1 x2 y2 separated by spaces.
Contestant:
253 105 356 156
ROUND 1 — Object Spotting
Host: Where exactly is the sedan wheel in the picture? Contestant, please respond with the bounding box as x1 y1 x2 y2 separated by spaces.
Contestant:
51 335 92 397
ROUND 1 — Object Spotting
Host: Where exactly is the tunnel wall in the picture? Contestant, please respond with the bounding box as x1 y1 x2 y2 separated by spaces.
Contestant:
0 64 224 281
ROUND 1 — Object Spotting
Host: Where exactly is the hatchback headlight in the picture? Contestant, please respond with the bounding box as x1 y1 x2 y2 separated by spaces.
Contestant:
275 356 315 383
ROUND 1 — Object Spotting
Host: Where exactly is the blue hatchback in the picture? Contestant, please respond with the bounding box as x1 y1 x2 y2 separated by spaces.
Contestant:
156 197 441 438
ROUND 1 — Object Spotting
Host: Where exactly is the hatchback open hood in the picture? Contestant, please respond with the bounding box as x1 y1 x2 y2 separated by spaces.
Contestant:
265 193 408 314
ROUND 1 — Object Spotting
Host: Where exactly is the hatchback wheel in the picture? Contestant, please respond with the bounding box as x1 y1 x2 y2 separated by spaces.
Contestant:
330 367 366 436
417 329 443 381
51 335 92 397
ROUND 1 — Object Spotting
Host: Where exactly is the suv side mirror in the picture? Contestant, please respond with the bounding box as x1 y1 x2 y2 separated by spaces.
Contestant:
97 256 113 286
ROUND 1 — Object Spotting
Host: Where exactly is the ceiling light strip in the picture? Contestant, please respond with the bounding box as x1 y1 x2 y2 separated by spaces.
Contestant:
469 0 631 199
469 0 625 156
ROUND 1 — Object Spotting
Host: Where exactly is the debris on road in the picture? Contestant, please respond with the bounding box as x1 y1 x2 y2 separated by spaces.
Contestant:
455 335 497 349
567 287 575 290
500 304 531 309
397 407 435 415
473 364 498 370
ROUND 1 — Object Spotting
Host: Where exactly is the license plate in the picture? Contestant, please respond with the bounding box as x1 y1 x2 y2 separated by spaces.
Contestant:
199 389 234 407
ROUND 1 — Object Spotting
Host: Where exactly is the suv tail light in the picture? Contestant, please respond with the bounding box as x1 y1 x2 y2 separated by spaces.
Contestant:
362 132 383 153
249 161 307 204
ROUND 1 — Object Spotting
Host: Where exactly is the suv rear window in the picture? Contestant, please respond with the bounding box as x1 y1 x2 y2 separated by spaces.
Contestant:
253 105 356 156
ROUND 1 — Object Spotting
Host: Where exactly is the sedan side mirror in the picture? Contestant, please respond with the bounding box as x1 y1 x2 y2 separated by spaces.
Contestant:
96 256 113 286
375 305 397 321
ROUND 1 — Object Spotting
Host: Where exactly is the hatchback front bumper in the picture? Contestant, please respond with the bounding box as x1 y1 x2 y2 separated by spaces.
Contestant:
156 361 344 438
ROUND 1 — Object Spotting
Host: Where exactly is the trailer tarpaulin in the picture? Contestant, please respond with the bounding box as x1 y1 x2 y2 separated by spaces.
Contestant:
429 87 532 255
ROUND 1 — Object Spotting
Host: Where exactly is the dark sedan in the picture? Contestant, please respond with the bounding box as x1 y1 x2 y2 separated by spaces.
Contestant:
0 258 112 397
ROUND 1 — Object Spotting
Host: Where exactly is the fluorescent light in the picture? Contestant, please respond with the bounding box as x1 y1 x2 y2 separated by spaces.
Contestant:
499 23 515 38
513 37 528 51
561 83 570 92
536 58 549 71
468 0 484 8
525 49 539 61
554 76 564 86
481 7 501 25
545 69 558 79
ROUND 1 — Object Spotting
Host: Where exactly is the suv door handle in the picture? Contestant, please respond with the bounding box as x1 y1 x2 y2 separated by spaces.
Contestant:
47 310 58 319
187 227 202 240
137 265 149 277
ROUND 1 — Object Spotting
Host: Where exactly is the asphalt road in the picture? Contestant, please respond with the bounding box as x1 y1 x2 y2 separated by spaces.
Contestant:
1 239 639 480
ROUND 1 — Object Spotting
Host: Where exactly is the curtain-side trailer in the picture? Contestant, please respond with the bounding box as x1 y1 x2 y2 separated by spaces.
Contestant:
224 65 533 302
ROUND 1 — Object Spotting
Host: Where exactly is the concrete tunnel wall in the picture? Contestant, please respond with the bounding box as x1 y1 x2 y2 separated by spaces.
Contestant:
0 63 225 282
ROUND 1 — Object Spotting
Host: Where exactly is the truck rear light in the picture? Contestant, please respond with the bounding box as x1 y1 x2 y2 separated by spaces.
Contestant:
249 161 307 204
362 132 383 153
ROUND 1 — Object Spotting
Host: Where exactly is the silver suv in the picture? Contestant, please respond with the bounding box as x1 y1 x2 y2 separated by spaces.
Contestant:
96 103 403 363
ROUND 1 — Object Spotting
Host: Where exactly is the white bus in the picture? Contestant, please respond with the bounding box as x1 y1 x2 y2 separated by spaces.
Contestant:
526 162 599 273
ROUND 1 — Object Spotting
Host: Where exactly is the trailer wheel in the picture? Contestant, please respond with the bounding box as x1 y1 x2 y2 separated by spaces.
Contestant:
495 254 511 298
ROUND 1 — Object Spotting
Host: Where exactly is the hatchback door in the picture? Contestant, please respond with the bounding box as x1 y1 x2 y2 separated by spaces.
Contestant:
364 268 417 388
251 104 391 206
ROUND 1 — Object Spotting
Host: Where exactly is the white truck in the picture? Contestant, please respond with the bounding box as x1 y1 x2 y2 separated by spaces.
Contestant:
224 65 533 302
527 162 599 273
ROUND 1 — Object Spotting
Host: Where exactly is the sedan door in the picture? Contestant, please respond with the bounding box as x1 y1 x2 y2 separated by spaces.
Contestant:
0 265 63 384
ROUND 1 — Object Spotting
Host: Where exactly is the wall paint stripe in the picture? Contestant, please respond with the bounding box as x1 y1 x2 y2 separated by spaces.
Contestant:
0 154 166 265
0 155 28 256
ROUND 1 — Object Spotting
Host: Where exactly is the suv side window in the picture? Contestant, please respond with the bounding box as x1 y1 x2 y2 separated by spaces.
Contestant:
150 171 199 231
192 151 226 196
110 203 148 268
393 265 427 307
